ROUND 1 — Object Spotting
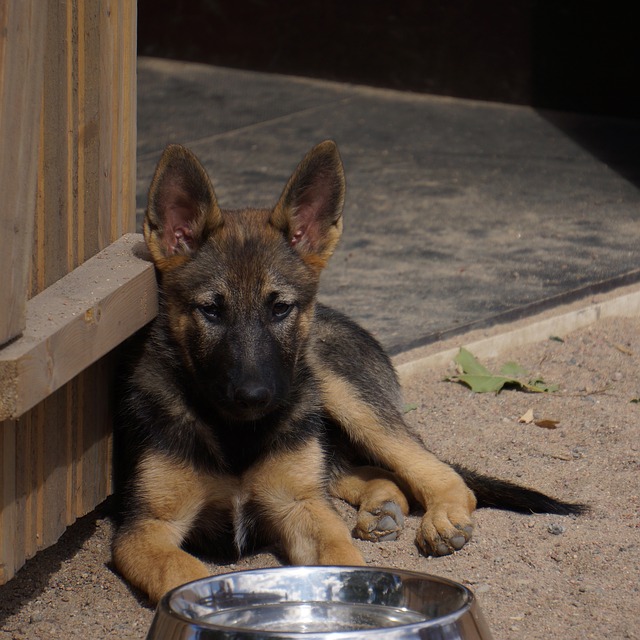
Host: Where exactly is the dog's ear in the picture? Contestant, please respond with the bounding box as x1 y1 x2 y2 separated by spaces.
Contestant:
144 144 223 269
270 140 345 271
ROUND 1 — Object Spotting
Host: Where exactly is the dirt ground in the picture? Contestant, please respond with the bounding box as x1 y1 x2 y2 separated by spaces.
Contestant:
0 315 638 639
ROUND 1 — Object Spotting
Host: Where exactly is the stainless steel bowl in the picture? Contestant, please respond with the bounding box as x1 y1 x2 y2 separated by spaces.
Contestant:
147 566 493 639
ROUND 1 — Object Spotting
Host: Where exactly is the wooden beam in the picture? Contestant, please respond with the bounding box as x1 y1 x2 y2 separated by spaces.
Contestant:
0 234 157 421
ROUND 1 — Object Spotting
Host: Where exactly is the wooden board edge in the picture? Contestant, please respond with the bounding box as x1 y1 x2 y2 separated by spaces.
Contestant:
0 234 158 420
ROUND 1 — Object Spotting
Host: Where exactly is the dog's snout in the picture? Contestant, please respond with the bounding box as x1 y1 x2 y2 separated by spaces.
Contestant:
232 382 273 409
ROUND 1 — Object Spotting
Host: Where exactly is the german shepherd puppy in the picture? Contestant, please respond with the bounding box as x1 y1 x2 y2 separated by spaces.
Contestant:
113 141 585 603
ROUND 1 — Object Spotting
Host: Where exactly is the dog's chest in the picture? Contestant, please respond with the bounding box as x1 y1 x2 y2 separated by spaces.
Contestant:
213 421 271 475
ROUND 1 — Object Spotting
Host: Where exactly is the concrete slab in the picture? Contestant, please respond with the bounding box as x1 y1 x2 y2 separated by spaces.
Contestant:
137 57 640 354
394 281 640 380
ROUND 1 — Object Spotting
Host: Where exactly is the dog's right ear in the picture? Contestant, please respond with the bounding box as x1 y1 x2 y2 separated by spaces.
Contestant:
144 144 223 270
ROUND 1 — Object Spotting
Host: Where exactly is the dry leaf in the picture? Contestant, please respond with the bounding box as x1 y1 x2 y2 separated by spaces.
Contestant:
612 342 633 356
535 419 559 429
518 408 534 423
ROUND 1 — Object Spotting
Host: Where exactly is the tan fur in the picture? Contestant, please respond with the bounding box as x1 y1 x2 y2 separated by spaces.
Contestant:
331 466 411 507
330 466 411 542
113 446 364 603
240 439 365 566
113 520 211 604
317 365 476 551
112 454 240 603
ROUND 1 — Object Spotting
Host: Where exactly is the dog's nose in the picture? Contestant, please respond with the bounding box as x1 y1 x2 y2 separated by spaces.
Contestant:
232 383 272 409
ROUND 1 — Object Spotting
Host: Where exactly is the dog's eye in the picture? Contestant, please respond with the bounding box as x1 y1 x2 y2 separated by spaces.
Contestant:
199 303 221 321
272 302 293 320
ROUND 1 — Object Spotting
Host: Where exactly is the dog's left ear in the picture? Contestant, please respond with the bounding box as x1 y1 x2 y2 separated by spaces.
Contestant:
270 140 345 271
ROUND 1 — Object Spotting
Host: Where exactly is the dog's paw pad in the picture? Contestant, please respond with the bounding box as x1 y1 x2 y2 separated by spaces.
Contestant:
449 534 467 551
416 511 474 556
418 532 470 557
434 541 452 556
354 501 405 542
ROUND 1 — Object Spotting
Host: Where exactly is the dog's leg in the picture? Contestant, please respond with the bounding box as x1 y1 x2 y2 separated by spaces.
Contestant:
330 466 410 542
240 438 365 566
320 370 477 556
112 453 238 603
113 518 210 604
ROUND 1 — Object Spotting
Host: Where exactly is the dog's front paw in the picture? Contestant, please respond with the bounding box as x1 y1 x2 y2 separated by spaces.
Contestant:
354 500 405 542
415 502 474 556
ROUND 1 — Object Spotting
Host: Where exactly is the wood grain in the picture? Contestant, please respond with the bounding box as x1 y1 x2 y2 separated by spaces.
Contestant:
0 0 48 345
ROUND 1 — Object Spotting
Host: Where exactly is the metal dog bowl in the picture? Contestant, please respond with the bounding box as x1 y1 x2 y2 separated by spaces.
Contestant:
147 566 493 639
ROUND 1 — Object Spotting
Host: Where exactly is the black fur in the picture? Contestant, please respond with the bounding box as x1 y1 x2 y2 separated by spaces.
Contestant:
452 464 588 515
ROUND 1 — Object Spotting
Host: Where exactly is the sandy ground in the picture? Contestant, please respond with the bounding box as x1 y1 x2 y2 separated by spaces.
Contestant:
0 315 638 639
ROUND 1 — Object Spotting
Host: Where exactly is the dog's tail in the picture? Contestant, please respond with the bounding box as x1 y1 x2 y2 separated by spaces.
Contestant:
452 464 588 515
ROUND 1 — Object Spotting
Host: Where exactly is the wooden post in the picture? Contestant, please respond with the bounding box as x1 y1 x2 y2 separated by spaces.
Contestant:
0 0 138 584
0 1 48 346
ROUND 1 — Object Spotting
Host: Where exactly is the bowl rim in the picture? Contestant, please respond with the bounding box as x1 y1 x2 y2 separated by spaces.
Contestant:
159 565 477 638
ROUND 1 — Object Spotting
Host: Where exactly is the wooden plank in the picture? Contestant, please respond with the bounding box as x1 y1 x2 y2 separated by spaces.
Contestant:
0 419 17 583
0 234 157 421
22 411 39 560
33 0 77 290
0 0 48 345
40 0 74 290
16 412 32 563
78 354 116 514
101 0 117 248
31 0 137 299
41 388 71 546
120 0 138 239
83 0 101 257
98 0 137 248
0 355 120 584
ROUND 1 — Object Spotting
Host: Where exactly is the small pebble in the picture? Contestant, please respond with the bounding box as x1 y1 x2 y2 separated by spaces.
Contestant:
548 523 566 535
29 611 44 624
